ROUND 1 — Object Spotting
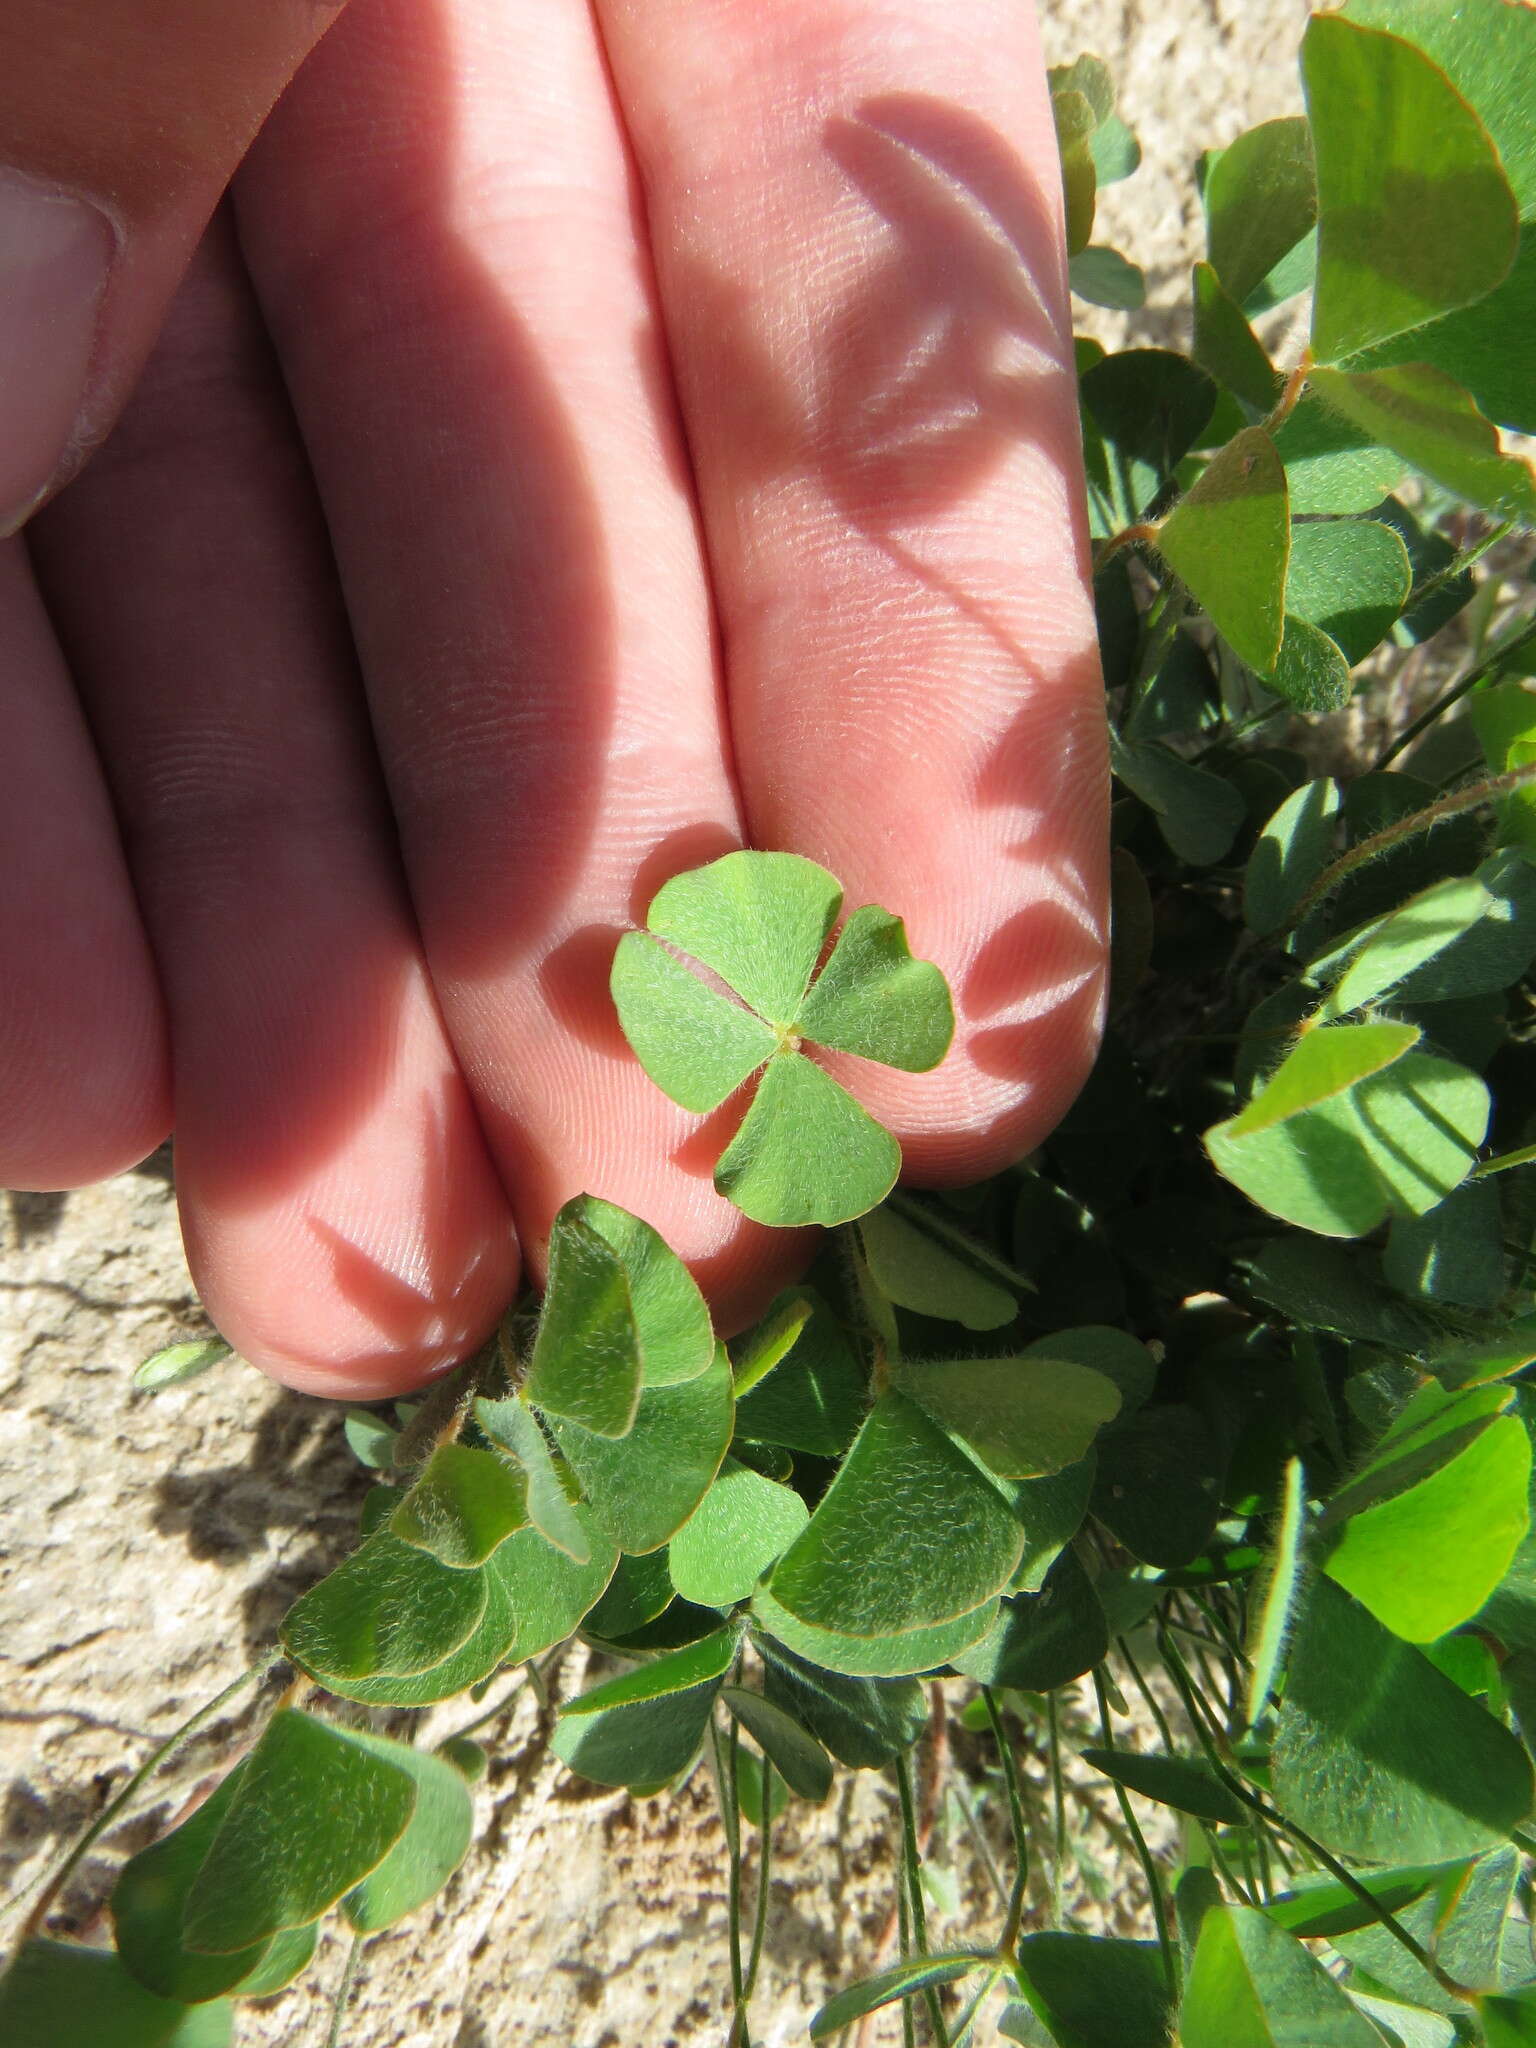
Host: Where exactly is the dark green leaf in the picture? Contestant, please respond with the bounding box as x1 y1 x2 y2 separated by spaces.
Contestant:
1385 1178 1506 1309
1265 1861 1456 1938
1319 850 1536 1015
523 1206 643 1438
892 1355 1120 1478
1273 392 1407 515
1012 1456 1097 1594
282 1527 489 1681
758 1639 926 1767
551 1629 736 1789
1308 364 1536 526
1192 261 1281 412
1081 349 1217 521
552 1341 734 1554
1285 518 1411 663
1091 1404 1224 1567
1080 1749 1245 1826
340 1732 474 1932
1069 247 1146 310
1484 1992 1536 2047
1303 14 1517 363
0 1942 232 2048
732 1288 866 1456
473 1397 590 1562
1272 1575 1534 1860
1156 428 1289 675
1204 116 1317 308
583 1548 674 1641
810 1954 990 2040
112 1771 276 2003
1109 734 1246 867
765 1392 1024 1636
721 1686 834 1801
1012 1933 1174 2048
953 1547 1108 1692
668 1456 809 1607
729 1291 813 1397
1181 1902 1383 2047
1025 1327 1155 1415
182 1710 416 1953
389 1441 527 1569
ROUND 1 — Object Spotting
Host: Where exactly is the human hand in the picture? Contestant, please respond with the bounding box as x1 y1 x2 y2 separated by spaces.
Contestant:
0 0 1108 1396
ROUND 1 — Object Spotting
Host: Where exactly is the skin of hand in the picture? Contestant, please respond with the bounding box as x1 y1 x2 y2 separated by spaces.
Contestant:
0 0 1108 1397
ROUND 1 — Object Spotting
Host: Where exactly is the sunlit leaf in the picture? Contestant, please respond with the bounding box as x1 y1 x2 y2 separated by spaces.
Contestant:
647 850 842 1025
1308 364 1536 526
389 1442 527 1569
1246 1456 1307 1724
1070 247 1146 309
1156 428 1289 675
797 905 953 1071
1204 116 1317 309
668 1456 809 1607
609 930 775 1112
714 1049 901 1227
1182 1902 1383 2047
1285 518 1411 664
340 1732 474 1933
752 1585 998 1679
132 1339 232 1393
282 1528 489 1681
810 1954 990 2040
892 1355 1120 1479
474 1396 590 1563
523 1205 643 1438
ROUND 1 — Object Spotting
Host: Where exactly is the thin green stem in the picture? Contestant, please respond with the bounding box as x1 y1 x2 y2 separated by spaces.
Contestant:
710 1720 746 2011
1091 1668 1178 1996
1373 612 1536 772
1123 583 1190 720
741 1764 775 2024
948 1969 1004 2048
1283 757 1536 931
980 1690 1030 1955
894 1750 949 2046
325 1933 367 2048
948 1771 1009 1913
897 1875 917 2048
1046 1692 1067 1928
20 1653 280 1942
1406 517 1515 615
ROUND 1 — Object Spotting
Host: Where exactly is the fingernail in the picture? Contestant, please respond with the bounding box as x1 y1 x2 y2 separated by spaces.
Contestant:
0 173 115 534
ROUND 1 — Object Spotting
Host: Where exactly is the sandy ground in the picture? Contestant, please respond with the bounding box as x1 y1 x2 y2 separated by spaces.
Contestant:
2 7 1304 2042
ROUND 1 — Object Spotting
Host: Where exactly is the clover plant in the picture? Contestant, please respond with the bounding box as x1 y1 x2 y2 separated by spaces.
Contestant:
12 6 1536 2047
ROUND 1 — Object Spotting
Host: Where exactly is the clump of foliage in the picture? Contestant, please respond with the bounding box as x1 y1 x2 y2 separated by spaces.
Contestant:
8 3 1536 2044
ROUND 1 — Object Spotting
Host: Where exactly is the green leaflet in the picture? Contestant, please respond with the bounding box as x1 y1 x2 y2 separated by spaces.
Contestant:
1012 1933 1174 2048
552 1627 738 1789
389 1441 527 1568
858 1201 1017 1331
522 1206 643 1438
1181 1903 1384 2047
1308 365 1536 527
1303 14 1517 364
339 1733 474 1934
1245 779 1341 936
0 1942 233 2048
1284 518 1411 665
474 1396 591 1562
890 1354 1120 1479
1155 427 1289 675
1203 116 1317 309
721 1686 834 1802
668 1456 809 1607
281 1526 489 1681
810 1954 991 2041
1079 1749 1246 1827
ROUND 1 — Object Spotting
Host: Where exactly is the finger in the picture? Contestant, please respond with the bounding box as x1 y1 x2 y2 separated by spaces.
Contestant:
0 0 347 530
29 212 518 1397
0 539 168 1187
596 0 1109 1182
232 0 802 1323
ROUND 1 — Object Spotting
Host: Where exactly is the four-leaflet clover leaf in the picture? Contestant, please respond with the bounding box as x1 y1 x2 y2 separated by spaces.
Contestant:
611 852 954 1227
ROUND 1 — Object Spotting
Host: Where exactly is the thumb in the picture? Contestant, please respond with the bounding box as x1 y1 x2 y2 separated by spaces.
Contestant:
0 0 345 532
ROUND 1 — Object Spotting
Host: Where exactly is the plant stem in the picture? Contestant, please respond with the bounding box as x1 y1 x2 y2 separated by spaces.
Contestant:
1115 1636 1177 1756
894 1750 949 2046
710 1719 746 2012
1284 757 1536 930
19 1653 280 1943
1094 520 1161 568
1046 1692 1067 1929
740 1765 775 2029
1406 518 1515 615
325 1933 367 2048
1090 1668 1178 1995
1262 352 1312 436
980 1690 1030 1956
1374 612 1536 771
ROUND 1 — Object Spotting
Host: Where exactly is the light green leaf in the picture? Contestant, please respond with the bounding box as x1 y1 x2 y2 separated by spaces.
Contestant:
1246 1456 1306 1725
342 1408 398 1470
523 1206 643 1438
1285 518 1411 664
891 1355 1120 1479
765 1393 1023 1637
858 1203 1015 1330
551 1340 734 1554
646 849 842 1026
732 1289 865 1456
1080 1750 1245 1827
1051 86 1097 256
953 1547 1108 1693
796 905 953 1072
1109 733 1246 866
1156 427 1289 675
1320 851 1536 1017
1272 1575 1534 1860
1307 364 1536 526
496 1506 618 1663
282 1527 489 1681
1069 246 1146 309
721 1686 834 1802
751 1586 998 1680
1273 392 1408 514
1025 1327 1155 1414
608 928 775 1113
562 1626 738 1715
1245 779 1341 937
1204 116 1317 308
1324 1410 1530 1641
1303 14 1517 363
112 1771 277 2004
1192 261 1281 412
182 1710 416 1953
1012 1933 1174 2048
1206 1025 1489 1237
1012 1456 1097 1594
389 1442 527 1569
729 1291 813 1398
669 1456 810 1607
577 1194 715 1386
757 1640 926 1767
1181 1902 1384 2047
1485 1992 1536 2047
1269 613 1352 714
473 1397 590 1562
810 1955 990 2041
714 1050 900 1227
339 1732 473 1933
1265 1861 1457 1939
132 1338 232 1393
0 1942 233 2048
